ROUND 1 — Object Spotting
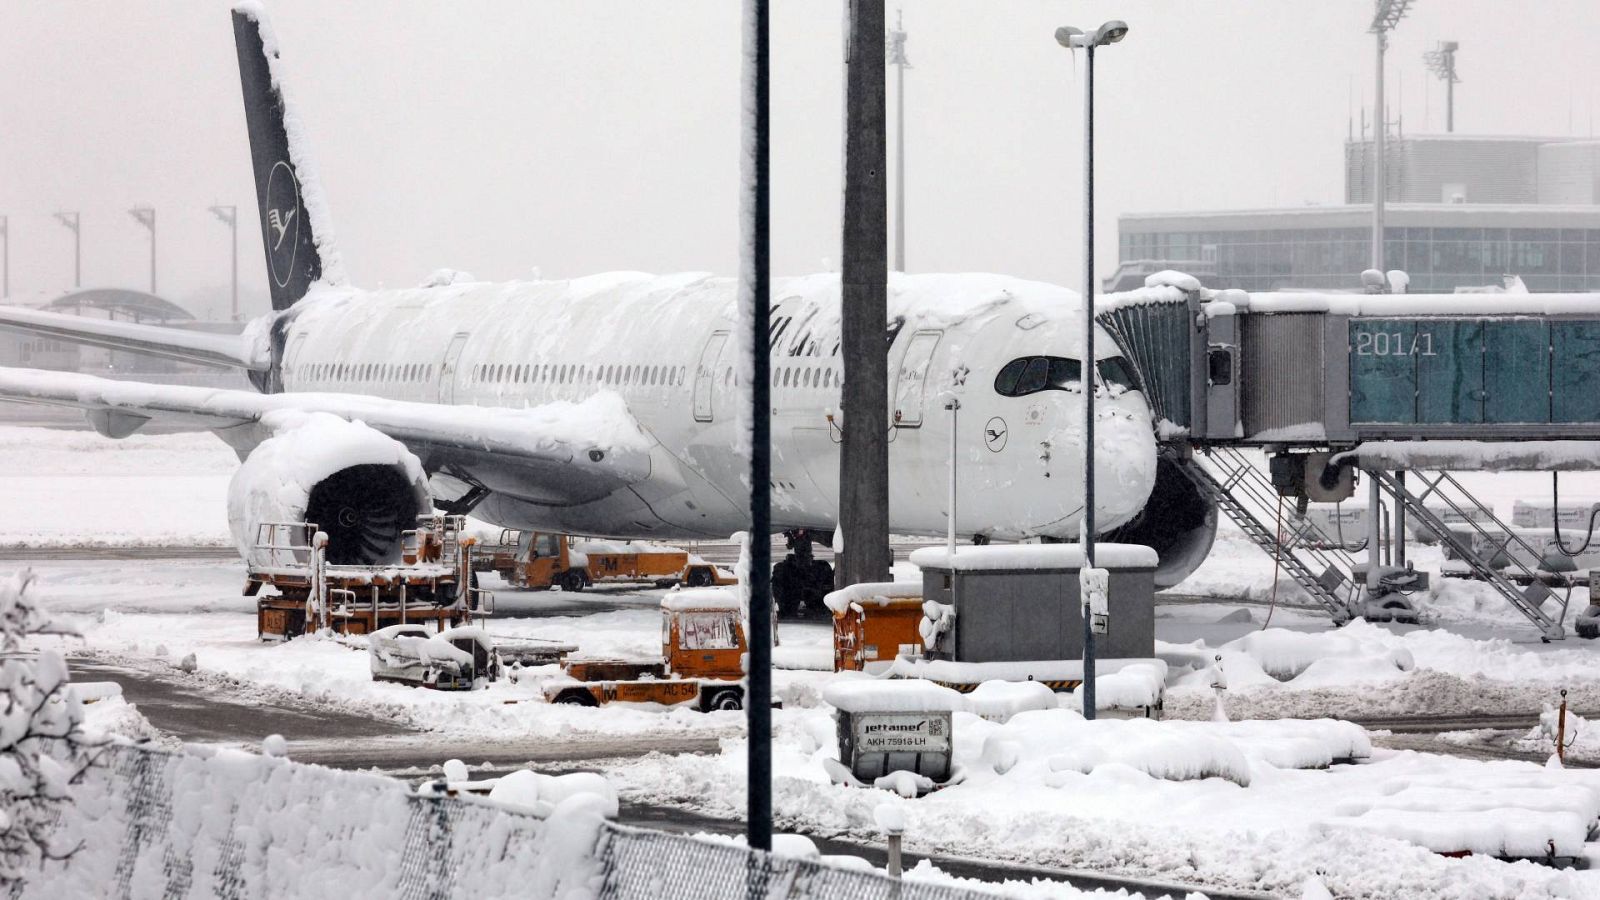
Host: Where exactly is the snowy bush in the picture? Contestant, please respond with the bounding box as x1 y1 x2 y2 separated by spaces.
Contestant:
0 571 96 892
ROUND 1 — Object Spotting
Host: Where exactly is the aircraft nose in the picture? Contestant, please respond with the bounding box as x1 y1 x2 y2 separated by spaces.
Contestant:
1092 401 1158 526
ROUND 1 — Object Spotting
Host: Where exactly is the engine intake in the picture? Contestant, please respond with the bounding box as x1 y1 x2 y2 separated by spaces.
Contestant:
229 414 432 567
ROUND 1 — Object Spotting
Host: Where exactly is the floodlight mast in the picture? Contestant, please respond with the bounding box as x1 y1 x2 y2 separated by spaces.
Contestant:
1369 0 1413 273
1054 19 1128 721
1423 41 1460 132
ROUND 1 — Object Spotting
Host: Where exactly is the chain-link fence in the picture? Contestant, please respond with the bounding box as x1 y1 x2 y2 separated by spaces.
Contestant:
21 743 1007 900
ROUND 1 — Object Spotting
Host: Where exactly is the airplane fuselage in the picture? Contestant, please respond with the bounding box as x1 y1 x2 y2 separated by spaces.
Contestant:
275 271 1160 541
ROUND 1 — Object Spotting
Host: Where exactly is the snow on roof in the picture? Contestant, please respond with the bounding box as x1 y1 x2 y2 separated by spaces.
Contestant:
821 581 922 615
1142 270 1203 293
1341 441 1600 473
884 656 1166 686
1238 291 1600 317
660 588 741 612
823 679 968 713
909 543 1159 572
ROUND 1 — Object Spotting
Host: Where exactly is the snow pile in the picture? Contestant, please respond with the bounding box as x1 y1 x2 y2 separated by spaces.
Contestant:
1515 705 1600 762
1201 719 1371 769
1210 626 1415 684
27 743 605 899
1068 662 1166 713
981 711 1254 786
1320 770 1600 857
965 680 1058 723
483 769 620 819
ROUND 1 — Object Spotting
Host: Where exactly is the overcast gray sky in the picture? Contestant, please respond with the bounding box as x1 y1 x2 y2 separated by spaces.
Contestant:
3 1 1598 319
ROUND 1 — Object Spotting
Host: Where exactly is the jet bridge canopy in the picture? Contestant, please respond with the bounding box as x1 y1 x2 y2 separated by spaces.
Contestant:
1100 282 1600 447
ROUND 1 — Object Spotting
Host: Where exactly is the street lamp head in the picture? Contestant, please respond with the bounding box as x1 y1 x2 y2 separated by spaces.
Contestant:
1054 26 1085 48
1095 21 1130 45
1056 22 1129 49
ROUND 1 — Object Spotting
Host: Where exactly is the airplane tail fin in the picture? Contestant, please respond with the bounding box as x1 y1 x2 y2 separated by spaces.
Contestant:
232 4 343 311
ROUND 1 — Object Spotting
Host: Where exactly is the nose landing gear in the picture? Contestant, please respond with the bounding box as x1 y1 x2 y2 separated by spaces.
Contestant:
772 528 835 619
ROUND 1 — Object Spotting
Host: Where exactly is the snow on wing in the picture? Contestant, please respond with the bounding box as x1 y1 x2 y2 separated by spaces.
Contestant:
0 367 652 505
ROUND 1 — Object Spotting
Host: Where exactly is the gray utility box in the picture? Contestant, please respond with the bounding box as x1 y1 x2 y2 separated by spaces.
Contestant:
824 681 962 785
835 709 953 784
909 544 1156 663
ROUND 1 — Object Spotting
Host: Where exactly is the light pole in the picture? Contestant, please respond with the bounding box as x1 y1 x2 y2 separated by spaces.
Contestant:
741 0 773 855
1370 0 1413 271
1423 41 1459 133
1056 19 1128 722
887 9 910 273
129 207 156 294
210 205 239 320
54 212 80 289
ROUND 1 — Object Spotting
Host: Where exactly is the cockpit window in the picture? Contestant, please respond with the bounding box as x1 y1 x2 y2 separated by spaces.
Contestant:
994 355 1139 398
1048 358 1081 389
1097 357 1140 394
1016 357 1050 394
995 355 1079 397
995 358 1028 395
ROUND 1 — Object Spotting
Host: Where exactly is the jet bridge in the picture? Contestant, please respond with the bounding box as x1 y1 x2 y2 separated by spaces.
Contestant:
1103 273 1600 639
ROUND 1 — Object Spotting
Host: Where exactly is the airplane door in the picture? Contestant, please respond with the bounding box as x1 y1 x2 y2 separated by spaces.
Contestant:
693 331 728 422
892 330 942 427
282 333 308 386
437 333 470 404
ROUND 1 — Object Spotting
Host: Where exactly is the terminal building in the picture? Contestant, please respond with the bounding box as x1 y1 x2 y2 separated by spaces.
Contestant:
0 288 242 376
1110 135 1600 294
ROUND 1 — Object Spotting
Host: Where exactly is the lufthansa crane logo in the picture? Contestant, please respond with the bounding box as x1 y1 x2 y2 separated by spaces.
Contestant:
983 416 1008 452
265 160 301 289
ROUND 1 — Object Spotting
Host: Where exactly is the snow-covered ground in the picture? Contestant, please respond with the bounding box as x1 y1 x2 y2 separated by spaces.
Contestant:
18 424 1600 897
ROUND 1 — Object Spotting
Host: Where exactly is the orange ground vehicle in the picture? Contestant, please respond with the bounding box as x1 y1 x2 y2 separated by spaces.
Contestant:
827 582 926 673
543 589 747 711
478 531 733 591
251 515 493 640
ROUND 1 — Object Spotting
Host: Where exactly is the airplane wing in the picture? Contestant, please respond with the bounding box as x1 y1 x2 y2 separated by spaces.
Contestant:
0 305 268 371
0 367 652 506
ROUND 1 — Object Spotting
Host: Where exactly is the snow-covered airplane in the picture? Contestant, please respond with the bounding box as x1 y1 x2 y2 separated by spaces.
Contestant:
0 6 1215 612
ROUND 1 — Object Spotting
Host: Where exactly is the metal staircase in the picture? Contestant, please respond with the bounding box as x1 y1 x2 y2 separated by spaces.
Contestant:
1172 446 1359 622
1369 470 1568 641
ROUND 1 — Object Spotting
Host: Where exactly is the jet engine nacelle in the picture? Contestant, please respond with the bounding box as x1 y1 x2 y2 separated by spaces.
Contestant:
1103 455 1218 589
228 413 432 567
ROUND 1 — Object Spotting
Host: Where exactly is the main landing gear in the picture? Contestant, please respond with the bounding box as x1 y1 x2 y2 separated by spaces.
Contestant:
772 528 835 619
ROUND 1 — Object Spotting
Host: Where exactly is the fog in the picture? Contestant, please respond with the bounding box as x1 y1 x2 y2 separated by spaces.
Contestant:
2 1 1596 318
